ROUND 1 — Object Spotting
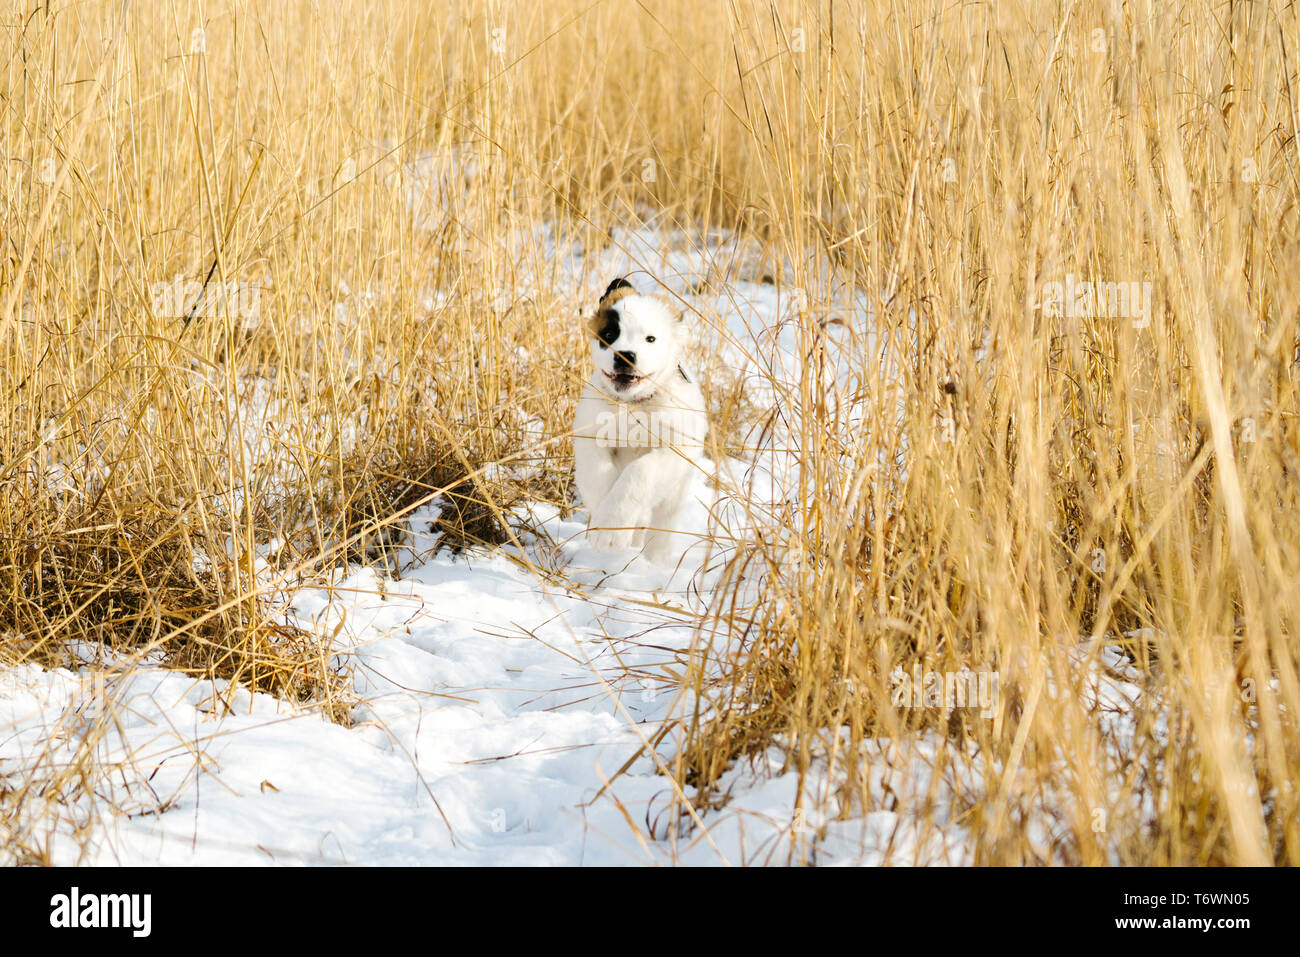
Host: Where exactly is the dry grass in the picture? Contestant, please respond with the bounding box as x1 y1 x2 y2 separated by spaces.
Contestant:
2 0 1298 865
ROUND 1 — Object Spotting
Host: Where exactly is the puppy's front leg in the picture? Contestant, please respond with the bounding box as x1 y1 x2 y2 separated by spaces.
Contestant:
576 434 634 553
643 494 688 564
575 434 619 509
589 449 691 552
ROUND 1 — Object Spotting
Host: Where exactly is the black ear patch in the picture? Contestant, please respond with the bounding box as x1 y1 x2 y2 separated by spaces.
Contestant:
603 277 634 299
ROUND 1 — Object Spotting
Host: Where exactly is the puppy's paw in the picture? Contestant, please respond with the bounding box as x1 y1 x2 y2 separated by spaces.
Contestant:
586 498 651 552
641 534 677 566
586 525 640 552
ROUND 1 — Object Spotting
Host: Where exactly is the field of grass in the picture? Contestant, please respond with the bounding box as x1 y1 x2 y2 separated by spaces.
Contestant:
2 0 1298 865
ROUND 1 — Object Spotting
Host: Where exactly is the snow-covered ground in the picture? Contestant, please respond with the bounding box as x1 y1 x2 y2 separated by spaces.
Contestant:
0 147 1145 866
0 491 969 865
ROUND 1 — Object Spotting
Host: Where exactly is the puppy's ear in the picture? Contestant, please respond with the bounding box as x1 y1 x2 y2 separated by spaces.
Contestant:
603 277 634 300
595 277 636 322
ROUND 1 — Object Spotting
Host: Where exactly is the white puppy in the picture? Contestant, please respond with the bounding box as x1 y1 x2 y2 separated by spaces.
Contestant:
573 278 708 564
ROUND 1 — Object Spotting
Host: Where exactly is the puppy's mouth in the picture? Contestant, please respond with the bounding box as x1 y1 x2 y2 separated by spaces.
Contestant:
604 370 646 388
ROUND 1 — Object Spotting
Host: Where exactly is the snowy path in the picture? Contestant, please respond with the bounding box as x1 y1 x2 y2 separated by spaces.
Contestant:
2 486 772 865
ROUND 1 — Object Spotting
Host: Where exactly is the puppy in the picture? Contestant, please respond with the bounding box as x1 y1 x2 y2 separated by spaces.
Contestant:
573 278 708 564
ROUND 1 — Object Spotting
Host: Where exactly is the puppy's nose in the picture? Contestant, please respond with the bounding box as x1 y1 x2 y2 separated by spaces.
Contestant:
613 350 636 370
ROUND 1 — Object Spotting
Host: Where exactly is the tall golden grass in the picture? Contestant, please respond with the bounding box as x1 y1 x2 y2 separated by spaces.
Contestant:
2 0 1297 864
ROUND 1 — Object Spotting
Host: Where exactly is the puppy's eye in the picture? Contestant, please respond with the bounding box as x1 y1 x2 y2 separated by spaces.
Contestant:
645 335 656 343
598 342 609 350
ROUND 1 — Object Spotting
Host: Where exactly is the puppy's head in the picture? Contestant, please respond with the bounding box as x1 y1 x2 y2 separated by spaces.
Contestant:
586 278 682 401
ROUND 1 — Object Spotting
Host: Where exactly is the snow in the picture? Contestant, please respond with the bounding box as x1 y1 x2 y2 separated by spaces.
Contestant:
0 496 775 865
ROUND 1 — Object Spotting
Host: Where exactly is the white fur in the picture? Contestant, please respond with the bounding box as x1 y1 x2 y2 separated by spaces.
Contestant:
573 285 708 564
